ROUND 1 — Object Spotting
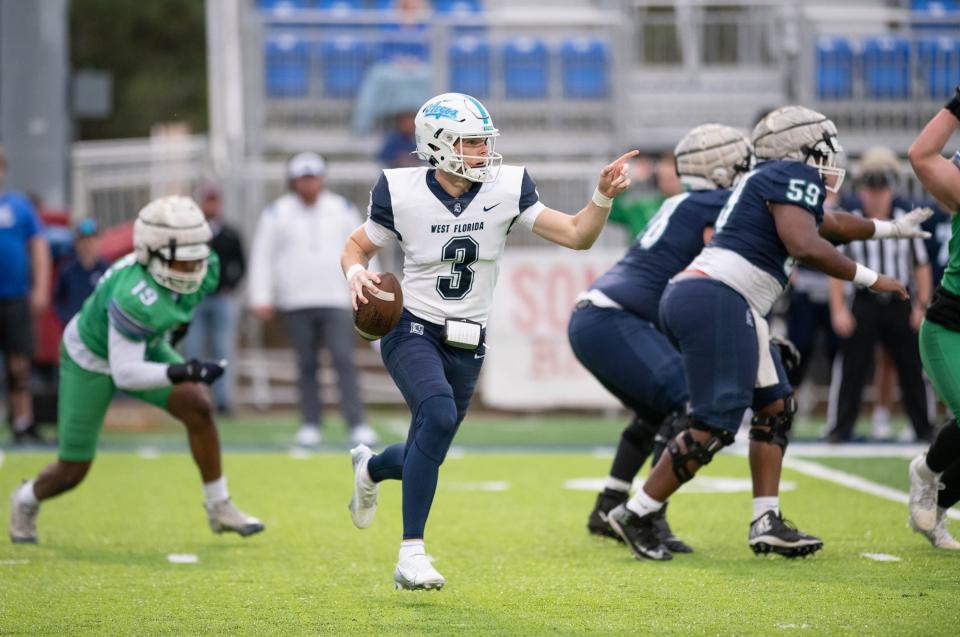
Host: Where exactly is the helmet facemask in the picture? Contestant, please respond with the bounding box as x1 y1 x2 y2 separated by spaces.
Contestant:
147 240 209 295
802 132 845 193
428 128 502 183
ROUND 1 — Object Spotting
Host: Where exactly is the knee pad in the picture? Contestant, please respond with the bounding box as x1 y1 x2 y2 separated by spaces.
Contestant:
666 421 735 483
413 395 460 464
749 395 797 452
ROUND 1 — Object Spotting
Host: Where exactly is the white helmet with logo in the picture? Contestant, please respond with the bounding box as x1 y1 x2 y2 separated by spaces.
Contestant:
133 195 212 294
752 106 846 193
674 123 754 190
414 92 503 183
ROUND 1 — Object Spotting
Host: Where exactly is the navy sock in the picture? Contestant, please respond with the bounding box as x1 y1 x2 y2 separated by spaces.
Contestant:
402 440 441 539
927 420 960 473
610 417 657 483
367 443 405 482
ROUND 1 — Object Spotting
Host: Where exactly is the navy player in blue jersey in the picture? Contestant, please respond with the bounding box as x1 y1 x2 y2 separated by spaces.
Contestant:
570 124 752 553
607 106 932 561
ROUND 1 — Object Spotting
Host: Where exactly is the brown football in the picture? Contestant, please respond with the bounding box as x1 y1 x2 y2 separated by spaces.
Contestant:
353 272 404 340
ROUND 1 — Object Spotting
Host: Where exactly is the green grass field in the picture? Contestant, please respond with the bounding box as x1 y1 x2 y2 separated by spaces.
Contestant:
1 413 958 636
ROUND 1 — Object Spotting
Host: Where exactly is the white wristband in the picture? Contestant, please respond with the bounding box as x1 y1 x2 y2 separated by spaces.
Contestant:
852 263 879 288
872 219 895 239
345 263 365 283
591 188 614 208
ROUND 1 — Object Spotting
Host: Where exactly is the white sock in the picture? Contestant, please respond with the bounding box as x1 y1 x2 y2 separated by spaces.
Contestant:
752 496 779 520
203 476 229 503
16 480 38 506
872 406 891 424
625 489 664 517
604 477 632 493
399 539 425 561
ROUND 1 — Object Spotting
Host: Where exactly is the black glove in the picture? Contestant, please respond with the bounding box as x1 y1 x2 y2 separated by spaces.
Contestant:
770 335 801 375
946 85 960 122
167 359 227 385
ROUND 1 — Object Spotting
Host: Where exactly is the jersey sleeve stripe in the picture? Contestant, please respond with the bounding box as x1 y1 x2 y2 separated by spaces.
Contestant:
368 173 402 240
107 300 155 341
519 169 540 213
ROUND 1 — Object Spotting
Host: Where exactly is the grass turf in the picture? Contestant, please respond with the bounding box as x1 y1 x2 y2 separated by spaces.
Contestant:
2 449 958 636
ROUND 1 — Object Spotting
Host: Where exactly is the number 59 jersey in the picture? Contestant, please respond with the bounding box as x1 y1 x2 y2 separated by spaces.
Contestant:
364 166 544 326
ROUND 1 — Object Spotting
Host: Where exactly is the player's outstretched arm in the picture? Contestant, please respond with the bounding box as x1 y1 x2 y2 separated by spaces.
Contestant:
908 86 960 213
341 225 383 311
771 202 909 300
819 207 932 243
531 150 638 250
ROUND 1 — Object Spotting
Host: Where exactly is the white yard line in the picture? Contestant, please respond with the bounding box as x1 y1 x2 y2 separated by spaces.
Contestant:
726 441 927 458
782 456 960 520
0 448 4 469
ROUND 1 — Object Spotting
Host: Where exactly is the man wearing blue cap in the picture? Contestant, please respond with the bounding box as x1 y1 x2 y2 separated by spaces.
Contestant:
53 219 109 326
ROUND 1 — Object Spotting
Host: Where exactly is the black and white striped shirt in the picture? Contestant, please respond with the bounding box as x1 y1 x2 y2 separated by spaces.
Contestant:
839 203 929 288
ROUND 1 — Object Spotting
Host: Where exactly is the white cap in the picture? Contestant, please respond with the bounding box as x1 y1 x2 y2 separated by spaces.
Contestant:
287 152 326 179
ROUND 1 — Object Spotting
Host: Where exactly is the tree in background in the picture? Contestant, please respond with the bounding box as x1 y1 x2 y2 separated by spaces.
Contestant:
71 0 207 140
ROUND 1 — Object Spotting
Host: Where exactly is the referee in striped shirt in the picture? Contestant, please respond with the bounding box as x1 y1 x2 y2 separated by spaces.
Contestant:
826 147 934 443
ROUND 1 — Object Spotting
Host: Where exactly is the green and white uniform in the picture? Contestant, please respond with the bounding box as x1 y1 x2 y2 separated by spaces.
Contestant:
58 252 219 461
920 212 960 415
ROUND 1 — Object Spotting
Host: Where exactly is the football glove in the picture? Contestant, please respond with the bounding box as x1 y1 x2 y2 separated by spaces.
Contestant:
167 359 227 385
874 207 933 239
770 336 801 375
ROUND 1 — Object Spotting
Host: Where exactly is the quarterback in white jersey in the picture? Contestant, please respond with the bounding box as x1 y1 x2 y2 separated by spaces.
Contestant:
340 92 635 590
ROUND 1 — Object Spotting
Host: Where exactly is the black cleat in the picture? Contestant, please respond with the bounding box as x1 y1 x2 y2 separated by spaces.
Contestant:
608 504 672 561
652 503 693 553
749 510 823 558
11 424 51 446
587 489 628 541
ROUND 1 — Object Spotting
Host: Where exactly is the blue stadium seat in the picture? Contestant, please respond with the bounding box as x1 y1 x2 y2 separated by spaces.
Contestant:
917 37 960 98
503 39 549 99
258 0 311 14
264 34 311 98
815 36 854 99
378 22 430 61
910 1 959 14
862 36 911 99
434 0 484 13
560 38 609 99
319 37 374 98
449 37 490 98
317 0 361 9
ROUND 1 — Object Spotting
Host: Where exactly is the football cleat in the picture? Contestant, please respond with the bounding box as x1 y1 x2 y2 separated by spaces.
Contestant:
908 454 940 533
394 552 445 590
652 503 693 554
348 444 378 529
349 423 379 447
587 489 628 541
607 504 672 561
9 483 39 544
910 506 960 550
748 510 822 558
295 425 323 448
204 498 265 537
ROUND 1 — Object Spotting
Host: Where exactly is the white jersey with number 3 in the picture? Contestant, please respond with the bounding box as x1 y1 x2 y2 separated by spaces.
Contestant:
364 165 544 326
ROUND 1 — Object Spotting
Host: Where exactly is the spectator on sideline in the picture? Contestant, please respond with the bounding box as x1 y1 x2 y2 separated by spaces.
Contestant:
0 145 51 443
378 112 419 168
180 182 245 414
248 152 377 448
826 147 934 443
53 219 108 326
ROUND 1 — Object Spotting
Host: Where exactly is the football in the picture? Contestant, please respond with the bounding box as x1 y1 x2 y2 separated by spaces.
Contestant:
353 272 404 340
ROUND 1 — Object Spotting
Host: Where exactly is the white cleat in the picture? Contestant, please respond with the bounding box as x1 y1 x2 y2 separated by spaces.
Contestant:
394 552 445 591
295 425 323 448
908 454 940 532
9 483 39 544
910 507 960 550
348 444 378 529
349 423 379 447
204 498 265 537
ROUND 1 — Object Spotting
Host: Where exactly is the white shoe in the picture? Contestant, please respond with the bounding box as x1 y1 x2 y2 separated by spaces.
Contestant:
910 507 960 550
204 498 265 537
349 423 379 447
348 444 378 529
394 551 445 590
871 420 893 440
908 454 940 532
9 483 39 544
295 425 322 447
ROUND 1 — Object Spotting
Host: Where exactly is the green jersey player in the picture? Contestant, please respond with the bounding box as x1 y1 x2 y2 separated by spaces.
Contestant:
9 196 264 544
907 86 960 550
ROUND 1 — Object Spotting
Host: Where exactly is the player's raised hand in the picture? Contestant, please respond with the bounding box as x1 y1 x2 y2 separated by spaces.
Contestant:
891 207 933 239
870 273 909 300
349 267 382 311
597 150 639 198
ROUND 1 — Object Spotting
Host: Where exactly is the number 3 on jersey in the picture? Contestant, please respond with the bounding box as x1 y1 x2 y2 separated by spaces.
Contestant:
436 236 478 300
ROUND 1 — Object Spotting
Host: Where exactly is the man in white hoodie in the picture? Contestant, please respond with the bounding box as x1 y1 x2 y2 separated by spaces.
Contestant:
248 152 377 447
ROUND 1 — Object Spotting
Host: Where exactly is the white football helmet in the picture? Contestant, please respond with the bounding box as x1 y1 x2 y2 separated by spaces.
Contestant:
133 195 212 294
752 105 845 193
674 123 754 190
414 92 502 183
